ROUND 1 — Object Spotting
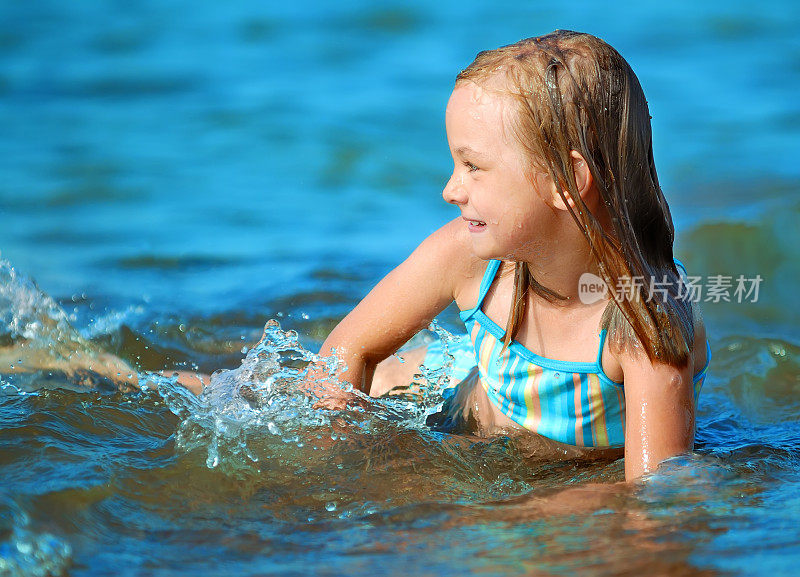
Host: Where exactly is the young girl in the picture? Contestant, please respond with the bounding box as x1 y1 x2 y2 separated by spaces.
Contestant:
5 30 709 483
310 30 710 481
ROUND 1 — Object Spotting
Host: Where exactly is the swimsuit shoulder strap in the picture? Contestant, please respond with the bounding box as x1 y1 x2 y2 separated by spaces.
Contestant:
595 327 609 366
474 260 503 311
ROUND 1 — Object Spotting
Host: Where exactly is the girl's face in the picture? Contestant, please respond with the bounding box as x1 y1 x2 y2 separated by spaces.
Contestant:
442 80 555 261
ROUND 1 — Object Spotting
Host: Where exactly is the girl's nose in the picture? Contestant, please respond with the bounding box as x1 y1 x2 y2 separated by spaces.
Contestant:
442 174 467 205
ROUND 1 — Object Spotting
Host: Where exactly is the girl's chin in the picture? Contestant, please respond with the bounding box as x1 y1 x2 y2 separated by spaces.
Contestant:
468 231 537 263
468 239 505 261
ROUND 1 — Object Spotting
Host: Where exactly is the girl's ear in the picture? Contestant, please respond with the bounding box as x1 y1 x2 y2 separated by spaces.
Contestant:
552 150 594 211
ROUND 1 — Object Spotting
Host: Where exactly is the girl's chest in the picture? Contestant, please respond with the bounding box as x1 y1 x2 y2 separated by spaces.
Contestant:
477 272 624 383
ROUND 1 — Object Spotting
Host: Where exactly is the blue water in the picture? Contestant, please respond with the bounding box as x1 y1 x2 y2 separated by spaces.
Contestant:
1 1 799 575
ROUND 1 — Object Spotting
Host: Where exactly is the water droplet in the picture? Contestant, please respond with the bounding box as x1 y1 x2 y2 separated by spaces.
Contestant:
325 501 337 512
769 343 786 357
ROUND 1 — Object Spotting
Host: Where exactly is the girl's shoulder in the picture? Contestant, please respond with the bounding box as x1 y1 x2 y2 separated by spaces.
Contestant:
603 306 708 381
603 294 709 380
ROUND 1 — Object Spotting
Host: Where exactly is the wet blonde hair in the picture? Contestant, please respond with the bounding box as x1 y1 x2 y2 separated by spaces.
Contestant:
457 30 693 367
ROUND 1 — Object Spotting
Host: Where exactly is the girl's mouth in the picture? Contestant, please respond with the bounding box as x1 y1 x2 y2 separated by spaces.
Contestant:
464 218 486 232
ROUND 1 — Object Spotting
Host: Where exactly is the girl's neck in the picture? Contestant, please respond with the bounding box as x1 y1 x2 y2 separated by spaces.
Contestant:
517 213 603 306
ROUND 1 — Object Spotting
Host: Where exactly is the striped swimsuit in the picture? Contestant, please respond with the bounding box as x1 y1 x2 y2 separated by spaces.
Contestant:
456 259 711 448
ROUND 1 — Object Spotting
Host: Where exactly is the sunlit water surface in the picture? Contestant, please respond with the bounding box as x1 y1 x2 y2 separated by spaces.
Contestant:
1 1 800 576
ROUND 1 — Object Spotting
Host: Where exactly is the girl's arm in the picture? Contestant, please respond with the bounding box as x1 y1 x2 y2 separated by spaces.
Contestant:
619 305 708 481
315 218 479 396
619 354 697 481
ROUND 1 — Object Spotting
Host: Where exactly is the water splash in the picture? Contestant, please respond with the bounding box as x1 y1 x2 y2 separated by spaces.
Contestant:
149 319 461 475
384 319 460 425
0 259 464 478
0 259 88 356
0 260 134 390
148 319 359 473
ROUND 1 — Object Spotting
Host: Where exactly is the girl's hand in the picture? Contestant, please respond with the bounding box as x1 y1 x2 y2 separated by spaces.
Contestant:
301 380 370 412
299 361 370 411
